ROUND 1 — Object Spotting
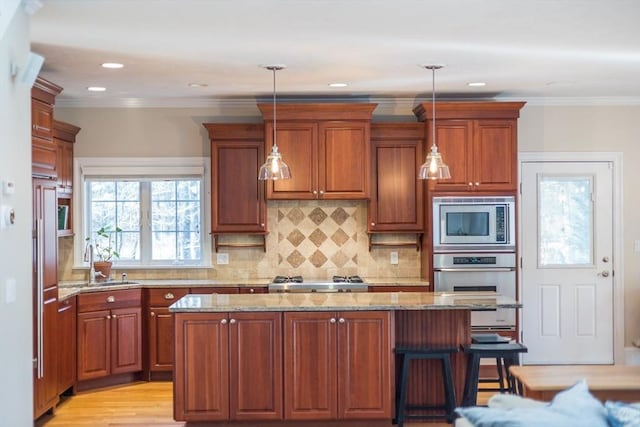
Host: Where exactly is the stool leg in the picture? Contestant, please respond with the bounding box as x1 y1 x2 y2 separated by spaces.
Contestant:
462 353 481 407
397 354 412 427
496 358 505 393
442 355 457 423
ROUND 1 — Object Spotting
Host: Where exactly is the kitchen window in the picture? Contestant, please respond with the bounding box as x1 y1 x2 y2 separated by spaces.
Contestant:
74 157 211 268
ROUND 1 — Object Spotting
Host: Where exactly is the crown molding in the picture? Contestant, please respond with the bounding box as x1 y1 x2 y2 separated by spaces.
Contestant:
54 95 640 109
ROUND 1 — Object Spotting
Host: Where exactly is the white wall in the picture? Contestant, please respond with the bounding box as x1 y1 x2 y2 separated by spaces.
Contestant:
0 9 35 425
56 102 640 347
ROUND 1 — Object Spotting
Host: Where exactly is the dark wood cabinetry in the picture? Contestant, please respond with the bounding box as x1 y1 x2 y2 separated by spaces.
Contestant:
53 120 80 237
76 289 142 383
32 78 62 179
283 311 391 420
204 123 266 235
258 104 376 200
32 178 59 419
57 297 76 395
174 312 283 422
369 123 425 233
413 102 525 193
146 288 188 375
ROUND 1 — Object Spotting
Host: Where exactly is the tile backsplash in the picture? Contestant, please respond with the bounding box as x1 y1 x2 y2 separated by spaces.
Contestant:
58 200 421 281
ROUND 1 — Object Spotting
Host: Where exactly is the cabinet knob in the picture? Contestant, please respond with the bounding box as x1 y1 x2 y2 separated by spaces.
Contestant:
312 190 318 195
371 222 375 226
221 319 228 325
106 315 111 319
260 223 265 228
468 182 473 186
338 318 346 324
150 312 155 317
475 182 480 186
319 190 324 195
164 292 174 300
329 318 336 324
249 288 255 293
112 314 117 319
230 318 236 324
106 296 115 303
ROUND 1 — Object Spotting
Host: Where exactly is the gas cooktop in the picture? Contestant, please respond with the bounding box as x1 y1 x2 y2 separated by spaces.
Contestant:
268 275 368 293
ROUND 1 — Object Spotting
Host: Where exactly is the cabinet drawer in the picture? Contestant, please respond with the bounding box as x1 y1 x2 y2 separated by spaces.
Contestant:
78 289 142 312
147 288 189 307
190 287 239 294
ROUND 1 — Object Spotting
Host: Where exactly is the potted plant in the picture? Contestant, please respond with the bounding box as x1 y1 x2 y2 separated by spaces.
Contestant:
86 226 122 281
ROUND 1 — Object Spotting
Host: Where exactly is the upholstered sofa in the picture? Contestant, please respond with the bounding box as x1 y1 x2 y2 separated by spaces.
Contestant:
454 380 640 427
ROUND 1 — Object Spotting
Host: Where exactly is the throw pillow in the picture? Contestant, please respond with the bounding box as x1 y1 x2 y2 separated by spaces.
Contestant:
606 401 640 427
456 379 609 427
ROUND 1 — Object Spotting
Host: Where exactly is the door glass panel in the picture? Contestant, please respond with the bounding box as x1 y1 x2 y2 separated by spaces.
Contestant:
538 175 593 266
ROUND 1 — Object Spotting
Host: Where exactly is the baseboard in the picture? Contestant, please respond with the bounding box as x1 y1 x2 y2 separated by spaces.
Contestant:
624 346 640 365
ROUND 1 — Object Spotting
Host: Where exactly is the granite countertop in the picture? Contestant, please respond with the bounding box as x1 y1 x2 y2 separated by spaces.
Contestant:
57 278 430 300
169 291 520 313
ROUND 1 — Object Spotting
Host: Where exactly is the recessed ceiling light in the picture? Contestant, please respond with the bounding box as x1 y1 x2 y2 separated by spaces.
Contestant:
468 82 486 87
101 62 123 69
87 86 106 92
328 82 348 88
188 83 208 88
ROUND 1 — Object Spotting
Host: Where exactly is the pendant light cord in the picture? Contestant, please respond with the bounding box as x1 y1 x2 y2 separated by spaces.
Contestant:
431 66 436 150
272 67 277 150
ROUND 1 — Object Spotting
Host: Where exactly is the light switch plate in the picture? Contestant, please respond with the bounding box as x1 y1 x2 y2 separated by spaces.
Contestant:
216 253 229 265
5 278 16 304
390 251 399 265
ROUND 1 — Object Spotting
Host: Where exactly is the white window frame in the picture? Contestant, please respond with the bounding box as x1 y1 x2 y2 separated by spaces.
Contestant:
73 157 212 269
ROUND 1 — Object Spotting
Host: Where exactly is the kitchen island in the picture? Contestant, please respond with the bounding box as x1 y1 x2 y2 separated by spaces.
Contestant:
170 291 519 424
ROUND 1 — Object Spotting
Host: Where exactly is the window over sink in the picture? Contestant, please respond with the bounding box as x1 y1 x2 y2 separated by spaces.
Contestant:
74 157 211 268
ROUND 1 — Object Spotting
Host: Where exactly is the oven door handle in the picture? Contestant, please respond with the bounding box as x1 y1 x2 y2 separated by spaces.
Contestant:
434 267 515 273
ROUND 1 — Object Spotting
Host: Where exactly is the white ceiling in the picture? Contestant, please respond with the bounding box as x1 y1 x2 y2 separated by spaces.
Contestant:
31 0 640 107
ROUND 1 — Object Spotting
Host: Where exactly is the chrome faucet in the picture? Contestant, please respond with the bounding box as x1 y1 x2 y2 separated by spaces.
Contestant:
87 244 96 284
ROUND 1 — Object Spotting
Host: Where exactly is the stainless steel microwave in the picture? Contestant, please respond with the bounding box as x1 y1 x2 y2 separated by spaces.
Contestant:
432 196 515 252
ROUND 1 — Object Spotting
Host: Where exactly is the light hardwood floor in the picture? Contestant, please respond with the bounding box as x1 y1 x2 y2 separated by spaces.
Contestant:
35 381 494 427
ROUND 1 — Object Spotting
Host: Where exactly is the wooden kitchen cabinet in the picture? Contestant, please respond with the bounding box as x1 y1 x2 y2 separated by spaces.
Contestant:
413 102 525 193
174 312 283 422
146 288 189 375
369 123 424 232
57 297 76 395
32 78 62 179
76 289 142 383
258 103 376 200
283 311 392 420
53 120 80 237
204 124 267 236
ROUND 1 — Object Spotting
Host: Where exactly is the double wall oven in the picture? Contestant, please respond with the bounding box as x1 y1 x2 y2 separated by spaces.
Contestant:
432 196 516 331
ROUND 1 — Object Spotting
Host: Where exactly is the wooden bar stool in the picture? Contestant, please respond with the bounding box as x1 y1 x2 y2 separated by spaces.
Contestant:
394 346 458 425
461 342 528 407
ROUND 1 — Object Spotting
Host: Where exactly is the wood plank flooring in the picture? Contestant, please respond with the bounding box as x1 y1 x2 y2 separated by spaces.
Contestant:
35 381 495 426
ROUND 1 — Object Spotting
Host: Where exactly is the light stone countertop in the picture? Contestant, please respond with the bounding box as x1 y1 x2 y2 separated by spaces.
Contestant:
169 291 520 313
57 278 430 301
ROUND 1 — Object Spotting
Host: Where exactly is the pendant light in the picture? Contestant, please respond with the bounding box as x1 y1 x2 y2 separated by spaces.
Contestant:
258 65 292 180
418 65 451 180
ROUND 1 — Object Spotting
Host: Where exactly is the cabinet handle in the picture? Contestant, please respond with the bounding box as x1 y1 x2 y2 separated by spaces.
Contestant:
112 314 117 319
150 312 155 317
468 182 473 186
260 223 265 228
338 318 346 324
249 288 255 293
371 222 376 226
106 315 111 319
221 319 228 325
319 190 324 195
164 292 174 300
107 296 115 303
312 190 318 195
329 318 336 324
230 318 236 324
475 182 480 186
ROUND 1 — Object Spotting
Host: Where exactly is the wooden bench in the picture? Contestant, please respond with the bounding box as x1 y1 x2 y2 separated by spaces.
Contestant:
509 365 640 402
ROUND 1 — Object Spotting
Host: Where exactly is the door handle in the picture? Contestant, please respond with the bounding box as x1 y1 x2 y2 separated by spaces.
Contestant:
598 271 610 277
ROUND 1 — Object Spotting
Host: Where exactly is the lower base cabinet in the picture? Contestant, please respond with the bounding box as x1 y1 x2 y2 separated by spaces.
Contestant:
283 311 392 420
173 312 283 422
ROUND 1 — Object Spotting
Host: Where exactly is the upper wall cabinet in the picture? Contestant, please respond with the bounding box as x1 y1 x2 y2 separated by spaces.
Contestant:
413 102 525 193
204 124 267 249
368 123 424 233
32 78 63 179
54 120 80 237
258 103 377 200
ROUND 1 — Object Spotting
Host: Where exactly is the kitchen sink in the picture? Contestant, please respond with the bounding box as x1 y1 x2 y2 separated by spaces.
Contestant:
93 280 140 286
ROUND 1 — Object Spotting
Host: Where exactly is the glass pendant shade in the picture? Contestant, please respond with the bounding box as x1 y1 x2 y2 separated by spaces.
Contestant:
258 145 291 180
418 145 451 180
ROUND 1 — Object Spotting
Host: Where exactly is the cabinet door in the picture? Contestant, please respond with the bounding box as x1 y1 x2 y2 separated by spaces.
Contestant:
77 310 111 381
266 122 318 199
472 120 517 191
337 311 392 419
174 313 229 422
57 297 76 394
148 307 173 371
211 139 266 232
284 312 337 420
369 124 424 231
34 288 59 418
429 120 474 192
32 98 54 140
318 121 369 199
229 312 283 420
110 307 142 375
56 139 74 193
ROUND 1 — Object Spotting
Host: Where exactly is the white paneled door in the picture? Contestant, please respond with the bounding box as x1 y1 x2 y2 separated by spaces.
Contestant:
520 161 614 364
